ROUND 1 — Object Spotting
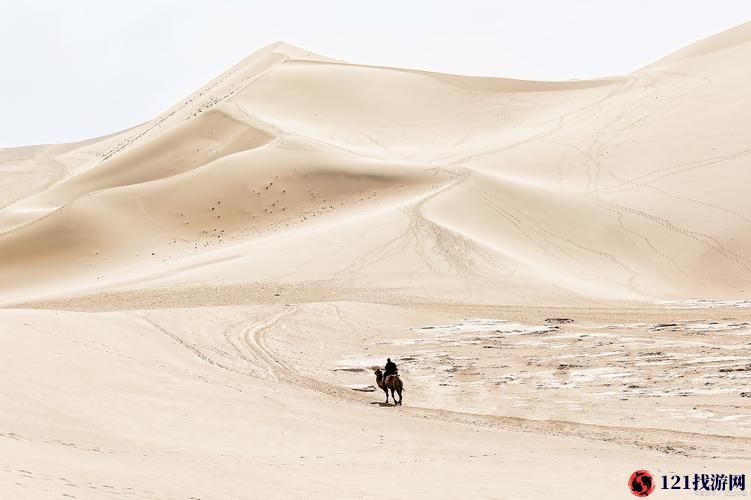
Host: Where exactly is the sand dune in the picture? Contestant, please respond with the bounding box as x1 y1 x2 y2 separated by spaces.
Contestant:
2 22 751 499
4 25 751 305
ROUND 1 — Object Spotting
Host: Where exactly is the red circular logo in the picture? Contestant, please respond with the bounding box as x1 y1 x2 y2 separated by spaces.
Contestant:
629 470 655 497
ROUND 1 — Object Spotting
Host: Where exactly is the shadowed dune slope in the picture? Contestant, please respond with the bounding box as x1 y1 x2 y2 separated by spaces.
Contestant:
0 138 446 302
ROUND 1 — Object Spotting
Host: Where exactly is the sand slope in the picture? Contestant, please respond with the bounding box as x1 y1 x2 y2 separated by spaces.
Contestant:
2 23 751 499
3 26 751 305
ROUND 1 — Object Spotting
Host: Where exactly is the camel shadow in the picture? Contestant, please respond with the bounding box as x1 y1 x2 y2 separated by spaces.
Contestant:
369 401 397 407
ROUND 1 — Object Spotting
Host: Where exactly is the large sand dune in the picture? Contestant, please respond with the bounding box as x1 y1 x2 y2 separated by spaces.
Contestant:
2 23 751 498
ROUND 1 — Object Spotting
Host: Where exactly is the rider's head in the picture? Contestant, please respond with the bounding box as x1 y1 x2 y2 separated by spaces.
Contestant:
387 358 391 362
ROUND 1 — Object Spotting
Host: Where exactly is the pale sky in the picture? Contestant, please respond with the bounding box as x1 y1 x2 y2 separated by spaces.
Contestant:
1 1 750 147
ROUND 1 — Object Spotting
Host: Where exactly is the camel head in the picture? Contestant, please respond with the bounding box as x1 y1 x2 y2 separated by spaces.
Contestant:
374 368 383 379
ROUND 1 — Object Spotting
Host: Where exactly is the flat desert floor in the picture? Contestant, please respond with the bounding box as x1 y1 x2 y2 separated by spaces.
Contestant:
2 23 751 499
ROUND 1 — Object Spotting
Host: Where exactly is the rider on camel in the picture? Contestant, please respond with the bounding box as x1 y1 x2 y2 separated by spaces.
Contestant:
384 358 397 379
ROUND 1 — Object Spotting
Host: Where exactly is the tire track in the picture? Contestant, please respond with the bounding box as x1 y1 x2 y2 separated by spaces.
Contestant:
600 147 751 195
599 199 751 272
240 305 297 381
134 315 239 374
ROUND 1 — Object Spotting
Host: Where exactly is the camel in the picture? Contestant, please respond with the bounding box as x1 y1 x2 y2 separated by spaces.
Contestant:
374 368 403 405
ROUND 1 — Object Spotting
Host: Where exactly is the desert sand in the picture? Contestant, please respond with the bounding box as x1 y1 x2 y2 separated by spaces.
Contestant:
2 23 751 499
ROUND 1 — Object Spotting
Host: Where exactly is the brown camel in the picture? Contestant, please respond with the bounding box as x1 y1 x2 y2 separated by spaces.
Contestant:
374 368 403 405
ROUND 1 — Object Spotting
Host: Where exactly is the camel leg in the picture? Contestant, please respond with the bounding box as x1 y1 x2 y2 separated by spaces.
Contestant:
383 388 389 404
390 387 396 404
397 389 402 405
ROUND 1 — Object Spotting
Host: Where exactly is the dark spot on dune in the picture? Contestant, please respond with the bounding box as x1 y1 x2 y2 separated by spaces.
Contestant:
545 318 574 324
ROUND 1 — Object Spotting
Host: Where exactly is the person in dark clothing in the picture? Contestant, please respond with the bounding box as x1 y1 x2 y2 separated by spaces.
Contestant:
384 358 397 378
